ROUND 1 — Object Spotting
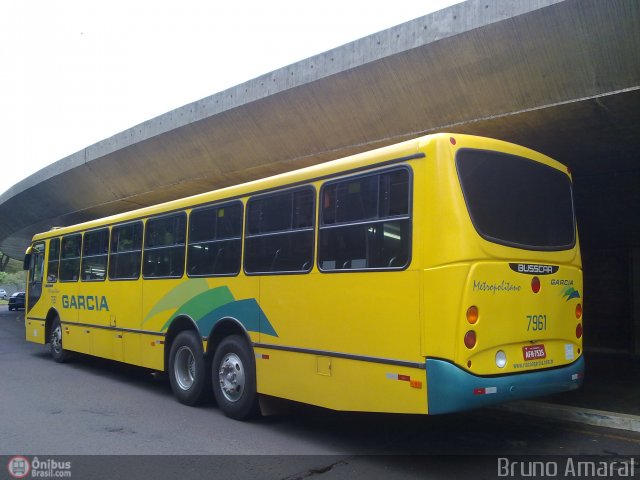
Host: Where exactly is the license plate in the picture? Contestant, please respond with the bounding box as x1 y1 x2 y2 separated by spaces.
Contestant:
522 344 546 360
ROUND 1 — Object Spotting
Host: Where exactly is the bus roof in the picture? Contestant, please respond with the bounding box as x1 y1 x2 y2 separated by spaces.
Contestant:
31 133 566 242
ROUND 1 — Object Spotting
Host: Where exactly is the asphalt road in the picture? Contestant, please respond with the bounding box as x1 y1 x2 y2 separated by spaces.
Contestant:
1 307 639 479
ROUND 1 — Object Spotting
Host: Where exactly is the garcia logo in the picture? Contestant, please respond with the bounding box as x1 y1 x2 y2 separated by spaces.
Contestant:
62 294 109 311
509 263 559 275
561 286 581 301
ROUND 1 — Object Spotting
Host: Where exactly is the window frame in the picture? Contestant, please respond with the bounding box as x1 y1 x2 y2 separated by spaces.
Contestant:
142 211 187 280
243 185 316 276
318 165 413 273
81 227 110 282
108 220 144 281
59 233 83 282
46 237 60 283
186 200 243 278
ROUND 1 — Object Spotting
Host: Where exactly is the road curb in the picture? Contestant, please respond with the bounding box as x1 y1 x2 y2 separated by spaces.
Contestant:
497 400 640 433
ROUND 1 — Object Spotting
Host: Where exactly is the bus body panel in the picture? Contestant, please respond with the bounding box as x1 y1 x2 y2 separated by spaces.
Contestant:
255 347 428 413
25 319 46 344
457 262 583 375
253 269 424 412
257 270 422 363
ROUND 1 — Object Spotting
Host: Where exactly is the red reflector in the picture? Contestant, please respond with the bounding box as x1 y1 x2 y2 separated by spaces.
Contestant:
464 330 477 349
450 137 457 145
262 354 270 360
398 374 410 382
531 276 541 293
474 386 497 395
576 323 583 339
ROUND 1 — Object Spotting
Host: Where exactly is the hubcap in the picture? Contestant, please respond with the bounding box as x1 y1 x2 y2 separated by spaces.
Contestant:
174 346 196 391
218 353 245 403
51 325 62 354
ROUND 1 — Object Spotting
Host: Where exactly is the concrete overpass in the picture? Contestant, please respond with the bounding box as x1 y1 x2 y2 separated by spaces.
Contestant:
1 0 639 356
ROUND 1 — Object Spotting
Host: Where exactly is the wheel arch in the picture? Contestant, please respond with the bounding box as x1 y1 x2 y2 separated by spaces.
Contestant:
44 308 61 344
206 317 253 358
164 315 201 372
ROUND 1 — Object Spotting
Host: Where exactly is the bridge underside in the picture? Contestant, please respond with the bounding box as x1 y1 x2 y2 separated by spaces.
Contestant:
1 0 639 355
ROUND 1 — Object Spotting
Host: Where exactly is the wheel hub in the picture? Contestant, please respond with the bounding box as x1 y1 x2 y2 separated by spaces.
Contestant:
51 325 62 353
218 353 245 402
174 346 196 391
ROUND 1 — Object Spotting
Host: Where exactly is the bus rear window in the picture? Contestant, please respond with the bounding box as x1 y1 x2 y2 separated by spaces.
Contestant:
456 149 575 251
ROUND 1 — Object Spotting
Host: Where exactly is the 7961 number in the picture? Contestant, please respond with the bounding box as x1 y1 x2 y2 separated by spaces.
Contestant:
527 314 547 331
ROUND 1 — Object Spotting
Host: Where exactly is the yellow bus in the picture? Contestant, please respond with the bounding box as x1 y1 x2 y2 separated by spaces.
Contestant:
23 133 584 419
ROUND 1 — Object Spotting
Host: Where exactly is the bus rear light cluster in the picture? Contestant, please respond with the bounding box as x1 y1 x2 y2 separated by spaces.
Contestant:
464 330 477 349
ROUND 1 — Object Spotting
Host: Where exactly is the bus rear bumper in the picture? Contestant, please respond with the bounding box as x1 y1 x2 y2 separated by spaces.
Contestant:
426 356 584 415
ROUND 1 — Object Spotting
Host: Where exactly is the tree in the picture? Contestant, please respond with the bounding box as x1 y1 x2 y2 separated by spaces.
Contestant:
0 271 26 291
0 253 8 272
0 250 23 274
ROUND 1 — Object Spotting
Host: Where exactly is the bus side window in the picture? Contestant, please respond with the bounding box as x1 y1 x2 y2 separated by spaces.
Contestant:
319 168 411 271
187 202 242 276
109 222 143 280
59 234 82 282
81 228 109 281
244 187 315 274
143 213 186 279
47 238 60 282
30 242 45 284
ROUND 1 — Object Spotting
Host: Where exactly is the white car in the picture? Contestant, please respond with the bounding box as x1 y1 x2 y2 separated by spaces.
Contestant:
0 289 7 300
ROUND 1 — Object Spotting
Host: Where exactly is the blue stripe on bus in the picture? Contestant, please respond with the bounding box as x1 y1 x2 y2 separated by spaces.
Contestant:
196 298 278 338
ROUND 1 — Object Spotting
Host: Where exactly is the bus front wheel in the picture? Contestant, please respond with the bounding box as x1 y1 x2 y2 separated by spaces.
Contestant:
50 316 71 363
168 330 211 406
212 335 259 420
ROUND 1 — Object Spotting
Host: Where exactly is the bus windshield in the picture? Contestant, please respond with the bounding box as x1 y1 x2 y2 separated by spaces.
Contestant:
456 149 575 251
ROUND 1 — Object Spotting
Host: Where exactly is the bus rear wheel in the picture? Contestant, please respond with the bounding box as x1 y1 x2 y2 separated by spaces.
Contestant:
50 316 71 363
212 335 259 420
168 330 211 406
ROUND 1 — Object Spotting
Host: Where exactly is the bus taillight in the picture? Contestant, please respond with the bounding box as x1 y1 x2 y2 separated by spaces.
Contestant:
576 323 583 339
531 276 540 293
575 303 582 319
466 306 479 324
464 330 477 349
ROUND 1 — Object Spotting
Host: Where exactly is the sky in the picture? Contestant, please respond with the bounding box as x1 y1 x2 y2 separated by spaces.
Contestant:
0 0 460 196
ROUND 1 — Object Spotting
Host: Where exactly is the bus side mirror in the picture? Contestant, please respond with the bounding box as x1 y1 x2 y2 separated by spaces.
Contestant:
23 247 32 271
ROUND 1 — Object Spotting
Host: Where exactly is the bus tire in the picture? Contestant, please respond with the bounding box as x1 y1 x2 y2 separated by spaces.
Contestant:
168 330 211 406
50 316 71 363
212 335 259 420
